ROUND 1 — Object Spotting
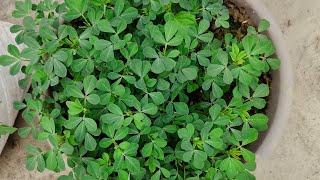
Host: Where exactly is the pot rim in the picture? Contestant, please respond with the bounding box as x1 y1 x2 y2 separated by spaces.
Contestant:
232 0 294 157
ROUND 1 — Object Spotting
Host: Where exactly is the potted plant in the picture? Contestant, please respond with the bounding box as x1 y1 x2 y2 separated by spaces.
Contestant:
0 0 291 179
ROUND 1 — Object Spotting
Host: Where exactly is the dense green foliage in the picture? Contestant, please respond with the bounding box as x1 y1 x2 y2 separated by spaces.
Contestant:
0 0 280 179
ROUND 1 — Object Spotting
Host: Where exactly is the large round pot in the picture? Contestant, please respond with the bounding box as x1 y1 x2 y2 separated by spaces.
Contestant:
0 1 293 157
232 0 294 157
0 21 25 154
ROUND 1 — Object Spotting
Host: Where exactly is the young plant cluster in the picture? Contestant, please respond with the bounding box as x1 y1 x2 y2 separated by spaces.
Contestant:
0 0 280 179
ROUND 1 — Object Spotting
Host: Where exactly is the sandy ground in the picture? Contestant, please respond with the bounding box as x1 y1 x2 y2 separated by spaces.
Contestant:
0 116 59 180
255 0 320 179
1 0 320 179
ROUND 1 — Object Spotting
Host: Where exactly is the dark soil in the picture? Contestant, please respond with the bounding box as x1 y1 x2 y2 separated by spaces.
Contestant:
213 0 254 40
225 0 254 37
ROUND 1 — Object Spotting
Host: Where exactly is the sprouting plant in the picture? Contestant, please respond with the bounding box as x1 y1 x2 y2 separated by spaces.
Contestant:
0 0 280 179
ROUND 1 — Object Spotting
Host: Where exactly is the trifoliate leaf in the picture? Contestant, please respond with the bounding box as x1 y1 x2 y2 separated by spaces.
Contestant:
0 125 17 137
85 133 97 151
258 19 270 32
252 84 269 98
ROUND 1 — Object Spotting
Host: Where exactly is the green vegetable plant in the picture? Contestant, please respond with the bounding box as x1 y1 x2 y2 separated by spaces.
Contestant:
0 0 280 179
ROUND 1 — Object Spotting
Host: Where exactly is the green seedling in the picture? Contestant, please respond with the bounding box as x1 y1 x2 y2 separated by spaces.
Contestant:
0 0 280 179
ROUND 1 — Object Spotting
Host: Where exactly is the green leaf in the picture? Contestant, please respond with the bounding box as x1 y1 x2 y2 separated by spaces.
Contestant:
12 0 32 18
241 148 256 171
182 67 198 80
114 127 129 141
149 92 165 105
163 125 178 133
87 161 99 177
183 151 193 162
25 144 40 155
10 61 22 75
18 127 31 138
97 78 111 91
58 175 74 180
0 125 17 137
40 28 57 40
164 21 178 41
267 58 281 70
142 103 158 115
167 50 180 58
84 118 97 133
242 127 258 145
101 113 124 124
37 155 46 172
64 117 82 129
65 0 88 21
174 102 189 115
85 133 97 151
141 142 153 157
207 64 225 77
125 156 140 173
215 16 230 28
151 170 161 180
151 58 166 74
157 79 170 91
86 94 100 105
181 140 193 151
128 59 143 77
100 45 114 61
210 128 223 138
209 104 221 120
175 11 197 26
13 101 26 110
60 143 74 155
118 170 129 180
249 114 268 131
66 85 84 99
98 19 115 33
250 97 266 109
150 0 161 12
223 68 233 84
198 19 210 34
167 35 183 46
143 47 158 59
66 100 83 115
114 0 124 16
161 167 171 178
258 19 270 32
0 55 17 66
75 121 86 142
120 7 139 23
192 150 207 169
252 84 269 98
53 60 67 77
242 35 256 55
99 138 113 148
178 124 194 140
239 70 253 85
220 157 244 179
46 151 57 171
108 103 123 115
40 117 55 134
26 156 36 171
198 32 213 42
83 75 97 95
151 27 166 45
